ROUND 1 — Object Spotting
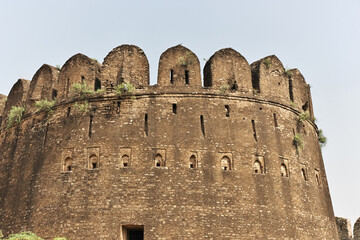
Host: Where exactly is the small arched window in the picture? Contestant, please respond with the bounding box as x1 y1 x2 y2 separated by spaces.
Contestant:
280 164 288 177
122 155 130 167
221 156 231 170
63 157 72 172
189 155 197 169
253 160 263 174
89 154 99 169
301 168 307 181
155 154 165 167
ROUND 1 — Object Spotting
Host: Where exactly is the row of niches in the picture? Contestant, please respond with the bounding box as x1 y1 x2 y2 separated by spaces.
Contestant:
1 45 312 121
61 149 322 186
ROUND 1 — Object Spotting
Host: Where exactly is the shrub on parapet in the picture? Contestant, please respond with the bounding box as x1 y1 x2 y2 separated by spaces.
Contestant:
318 129 327 147
34 99 56 113
219 84 230 94
299 112 311 122
74 100 89 114
114 82 135 96
5 231 44 240
72 82 104 99
7 106 25 128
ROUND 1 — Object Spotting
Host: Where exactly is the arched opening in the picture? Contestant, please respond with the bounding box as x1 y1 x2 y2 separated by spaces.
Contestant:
253 160 263 174
63 157 72 172
221 156 231 170
301 168 307 181
280 164 288 177
94 78 101 91
155 154 165 167
122 155 130 167
189 155 197 169
89 154 99 169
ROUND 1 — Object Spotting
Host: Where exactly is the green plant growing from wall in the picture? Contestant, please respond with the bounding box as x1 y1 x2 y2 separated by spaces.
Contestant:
283 67 292 78
7 106 25 128
114 82 135 96
263 57 272 68
178 51 196 66
55 65 62 71
220 84 230 94
72 82 94 99
34 99 56 113
318 129 327 147
293 133 304 151
74 100 89 114
4 231 44 240
289 101 296 108
299 112 311 122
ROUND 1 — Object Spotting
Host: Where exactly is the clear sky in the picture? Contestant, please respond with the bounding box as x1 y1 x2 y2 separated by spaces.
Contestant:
1 0 359 227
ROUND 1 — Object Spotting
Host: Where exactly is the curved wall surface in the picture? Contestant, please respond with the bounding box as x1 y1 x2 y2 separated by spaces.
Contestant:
0 45 338 240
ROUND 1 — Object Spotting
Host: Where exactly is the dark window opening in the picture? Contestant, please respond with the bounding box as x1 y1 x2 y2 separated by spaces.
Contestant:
67 107 71 117
251 71 260 93
302 101 309 111
154 154 165 167
221 156 231 170
67 166 72 171
89 115 93 138
230 82 238 90
52 89 58 100
281 163 288 177
122 225 144 240
301 168 307 181
0 116 2 128
225 105 230 117
66 78 70 96
94 78 101 91
116 102 121 114
189 155 197 169
122 155 130 167
92 163 97 169
81 76 85 84
273 113 278 127
200 115 205 137
63 157 72 172
289 78 294 102
253 160 263 174
144 114 148 136
316 173 320 186
172 104 177 114
185 70 189 85
252 120 257 142
170 70 174 84
89 155 99 170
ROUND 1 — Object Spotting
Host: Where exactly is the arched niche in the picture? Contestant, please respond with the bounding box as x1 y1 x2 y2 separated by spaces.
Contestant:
157 45 201 87
204 48 251 93
250 55 289 103
57 53 101 100
101 44 149 88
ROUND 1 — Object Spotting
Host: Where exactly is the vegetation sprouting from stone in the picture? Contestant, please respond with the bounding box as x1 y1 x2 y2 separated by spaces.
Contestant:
7 106 25 128
220 84 230 94
34 99 56 113
72 82 104 99
114 82 135 95
263 57 271 68
178 51 196 66
318 129 327 147
299 112 311 122
283 66 292 78
55 65 62 70
0 230 67 240
293 133 304 151
74 100 89 113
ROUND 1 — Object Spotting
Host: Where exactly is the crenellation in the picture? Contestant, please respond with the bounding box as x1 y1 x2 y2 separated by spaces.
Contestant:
157 45 201 87
0 45 342 239
203 48 252 93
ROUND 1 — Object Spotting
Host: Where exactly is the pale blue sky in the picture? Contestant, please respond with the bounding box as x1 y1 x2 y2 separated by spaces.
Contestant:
1 0 359 226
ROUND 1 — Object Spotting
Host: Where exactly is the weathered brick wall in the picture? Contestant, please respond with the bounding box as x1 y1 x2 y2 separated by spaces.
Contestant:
0 45 339 239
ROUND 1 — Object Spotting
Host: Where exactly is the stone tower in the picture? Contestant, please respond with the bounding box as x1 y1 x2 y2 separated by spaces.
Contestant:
0 45 339 239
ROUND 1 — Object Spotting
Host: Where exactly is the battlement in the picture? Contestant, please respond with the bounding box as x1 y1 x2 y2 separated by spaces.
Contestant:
0 45 313 126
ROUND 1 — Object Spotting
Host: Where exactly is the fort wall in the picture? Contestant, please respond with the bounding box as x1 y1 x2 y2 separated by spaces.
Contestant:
0 45 340 239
